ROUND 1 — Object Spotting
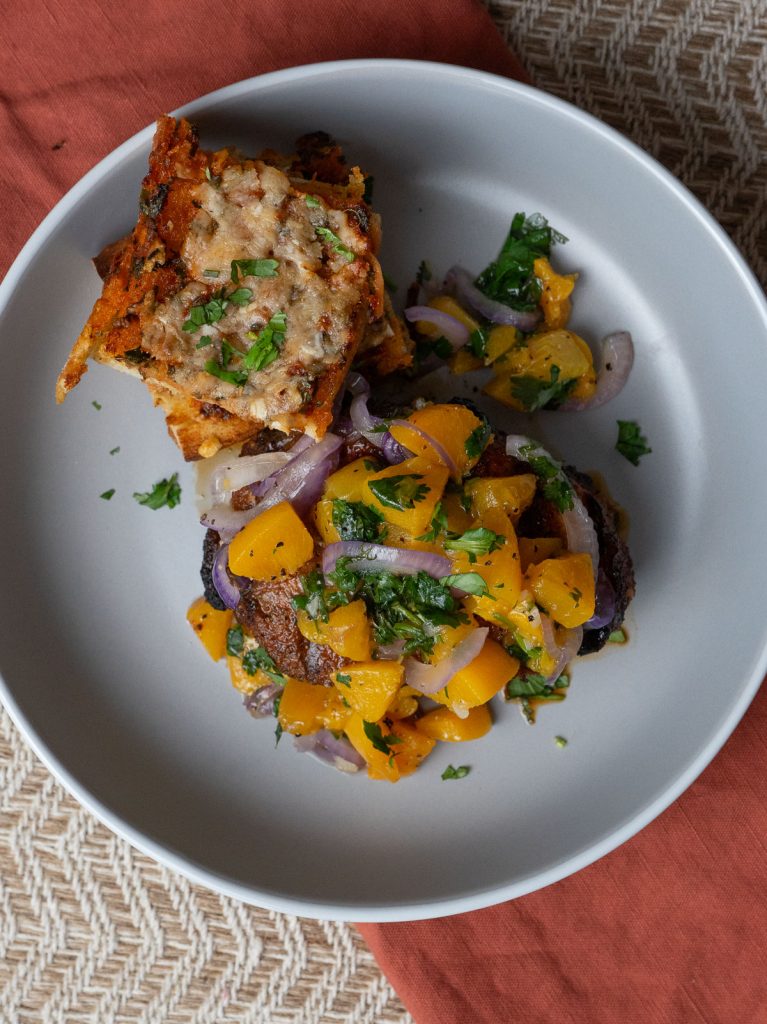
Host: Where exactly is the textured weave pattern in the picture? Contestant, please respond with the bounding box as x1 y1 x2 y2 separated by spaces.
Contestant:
2 2 767 1021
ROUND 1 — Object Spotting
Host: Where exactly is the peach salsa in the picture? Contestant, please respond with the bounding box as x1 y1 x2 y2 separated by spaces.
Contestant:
189 386 634 781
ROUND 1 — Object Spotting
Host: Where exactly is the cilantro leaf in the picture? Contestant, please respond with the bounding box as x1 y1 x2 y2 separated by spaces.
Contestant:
316 226 355 262
509 365 577 411
243 311 287 372
242 646 284 684
519 446 574 513
439 572 490 597
368 474 428 511
464 420 491 460
468 327 488 359
335 672 351 687
227 287 253 307
99 488 115 500
441 764 470 780
182 289 229 332
555 735 568 748
475 211 565 312
331 499 386 542
444 527 505 560
204 358 248 386
91 400 102 411
362 720 402 756
230 258 279 283
305 194 321 208
616 420 652 466
132 472 181 510
417 501 449 542
226 625 245 657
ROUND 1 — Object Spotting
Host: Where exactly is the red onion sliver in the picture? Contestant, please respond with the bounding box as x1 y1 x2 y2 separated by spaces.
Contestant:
506 434 599 577
403 305 470 350
346 371 386 445
257 433 343 516
559 331 634 411
541 615 583 683
388 419 458 476
293 730 365 772
209 452 292 502
381 431 411 465
244 682 283 718
211 543 243 610
200 504 258 542
445 265 542 332
404 628 489 696
322 541 451 579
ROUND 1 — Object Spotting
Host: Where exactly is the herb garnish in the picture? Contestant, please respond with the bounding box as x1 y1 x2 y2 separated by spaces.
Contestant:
439 572 490 597
132 472 181 510
510 365 577 411
196 336 213 349
242 646 284 685
464 420 491 460
331 499 386 542
204 339 249 386
226 625 245 657
363 720 402 758
203 269 220 278
273 693 283 747
368 474 428 511
468 327 488 359
305 194 321 208
109 446 120 455
243 311 287 372
230 258 279 283
444 527 506 561
335 672 352 687
608 628 627 644
519 444 574 512
315 226 355 262
91 400 102 411
616 420 652 466
100 489 115 500
555 735 568 748
506 673 566 701
442 764 471 780
417 501 449 542
475 211 566 312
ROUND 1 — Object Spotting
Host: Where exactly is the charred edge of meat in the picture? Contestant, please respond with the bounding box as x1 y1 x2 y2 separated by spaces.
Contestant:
566 467 636 655
201 529 226 610
240 427 302 457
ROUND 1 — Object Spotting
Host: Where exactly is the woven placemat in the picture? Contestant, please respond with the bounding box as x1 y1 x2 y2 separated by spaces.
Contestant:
2 2 766 1021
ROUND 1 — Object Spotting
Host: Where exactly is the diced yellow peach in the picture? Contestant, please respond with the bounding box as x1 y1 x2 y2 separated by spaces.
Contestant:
533 257 578 329
484 329 593 411
485 325 521 364
296 600 372 661
332 661 404 722
432 638 519 710
390 404 487 478
278 678 349 736
365 455 448 535
228 502 314 580
518 536 564 571
449 348 483 374
389 719 436 776
464 474 537 522
387 685 421 720
416 704 492 742
525 552 596 628
227 652 271 695
323 457 382 503
186 597 233 661
451 508 523 615
313 498 340 545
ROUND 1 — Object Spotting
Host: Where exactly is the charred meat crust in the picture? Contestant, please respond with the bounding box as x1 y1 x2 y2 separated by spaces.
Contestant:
201 529 226 611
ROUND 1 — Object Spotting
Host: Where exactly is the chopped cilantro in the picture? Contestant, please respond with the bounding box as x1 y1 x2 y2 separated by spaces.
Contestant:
230 258 279 283
616 420 652 466
273 693 283 747
368 474 428 511
182 289 230 331
464 420 491 460
316 226 355 262
363 720 402 756
109 446 120 456
506 673 566 701
227 287 253 306
439 572 490 597
555 735 568 748
608 628 627 644
331 499 386 542
243 310 287 372
242 646 284 685
442 764 470 780
202 268 220 278
468 327 488 359
99 488 115 500
417 501 449 542
132 472 181 510
204 358 248 387
510 365 577 411
91 400 102 411
519 445 574 513
444 527 505 560
475 211 566 312
226 625 245 657
335 672 352 687
195 336 213 349
304 194 321 208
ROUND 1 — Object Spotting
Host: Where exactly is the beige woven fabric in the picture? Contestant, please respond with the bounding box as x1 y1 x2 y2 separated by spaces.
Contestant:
2 2 766 1021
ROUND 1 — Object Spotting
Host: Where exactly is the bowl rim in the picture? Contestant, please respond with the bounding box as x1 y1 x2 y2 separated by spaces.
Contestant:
1 57 766 922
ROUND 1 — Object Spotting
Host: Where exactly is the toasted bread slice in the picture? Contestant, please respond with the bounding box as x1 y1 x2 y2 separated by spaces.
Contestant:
56 117 412 458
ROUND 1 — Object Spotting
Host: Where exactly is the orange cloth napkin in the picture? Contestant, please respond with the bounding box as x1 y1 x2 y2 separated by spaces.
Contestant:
3 4 766 1023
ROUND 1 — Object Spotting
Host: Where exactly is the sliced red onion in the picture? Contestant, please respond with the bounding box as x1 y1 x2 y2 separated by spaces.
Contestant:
381 431 410 465
322 541 451 579
347 371 387 446
404 628 488 696
244 682 283 718
250 434 315 497
403 305 469 350
256 433 343 516
200 503 258 542
541 615 583 683
293 730 365 773
506 434 599 577
387 419 457 476
445 265 542 332
559 332 634 411
209 452 292 502
212 543 245 610
584 570 616 630
376 638 407 660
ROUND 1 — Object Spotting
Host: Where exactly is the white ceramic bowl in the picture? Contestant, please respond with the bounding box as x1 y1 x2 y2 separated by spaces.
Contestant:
1 60 766 922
